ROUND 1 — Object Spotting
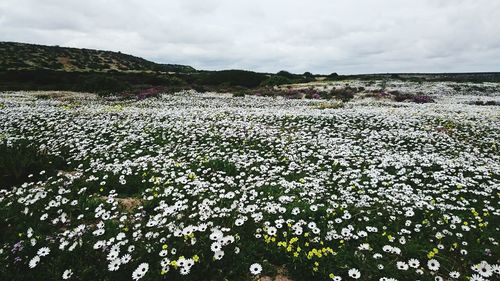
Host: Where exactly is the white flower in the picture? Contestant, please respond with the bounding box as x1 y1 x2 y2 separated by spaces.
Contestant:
470 274 485 281
62 269 73 279
132 262 149 280
267 226 277 236
249 263 262 275
348 268 361 279
476 261 493 278
427 259 440 271
210 242 222 252
408 258 420 268
449 271 460 278
180 267 190 275
108 259 121 271
214 250 224 260
37 247 50 257
28 255 40 268
396 261 408 270
120 254 132 264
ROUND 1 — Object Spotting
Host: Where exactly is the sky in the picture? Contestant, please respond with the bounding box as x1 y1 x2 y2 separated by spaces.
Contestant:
1 0 500 74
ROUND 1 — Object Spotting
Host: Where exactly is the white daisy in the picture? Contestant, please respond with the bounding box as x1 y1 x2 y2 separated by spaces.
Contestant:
62 269 73 279
348 268 361 279
108 259 121 271
249 263 262 275
427 259 440 271
132 262 149 280
37 247 50 257
28 255 40 268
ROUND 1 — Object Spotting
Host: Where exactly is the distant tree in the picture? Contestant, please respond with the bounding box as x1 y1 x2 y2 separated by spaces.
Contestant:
276 70 297 79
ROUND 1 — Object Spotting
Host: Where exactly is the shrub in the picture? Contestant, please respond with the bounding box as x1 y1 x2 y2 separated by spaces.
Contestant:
191 84 209 93
330 87 356 102
471 100 499 106
261 75 293 86
412 95 435 104
81 75 130 95
285 90 305 99
0 140 65 189
198 70 267 88
136 87 164 100
232 91 246 97
317 101 344 109
392 91 413 102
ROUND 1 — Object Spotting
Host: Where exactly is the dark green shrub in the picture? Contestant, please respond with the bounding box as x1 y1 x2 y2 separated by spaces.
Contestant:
198 70 267 88
260 75 293 86
232 91 246 97
0 140 66 189
81 75 130 95
330 87 356 102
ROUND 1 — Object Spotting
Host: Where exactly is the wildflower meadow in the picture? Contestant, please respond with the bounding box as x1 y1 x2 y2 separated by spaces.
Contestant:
0 83 499 281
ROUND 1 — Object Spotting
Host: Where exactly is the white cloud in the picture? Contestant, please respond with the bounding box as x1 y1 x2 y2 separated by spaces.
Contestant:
1 0 499 74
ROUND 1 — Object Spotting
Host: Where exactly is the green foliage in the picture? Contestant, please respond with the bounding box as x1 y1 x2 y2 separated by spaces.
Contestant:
316 101 344 109
0 140 65 189
233 91 246 97
261 75 293 86
330 87 357 102
81 75 130 95
197 70 268 88
0 42 195 73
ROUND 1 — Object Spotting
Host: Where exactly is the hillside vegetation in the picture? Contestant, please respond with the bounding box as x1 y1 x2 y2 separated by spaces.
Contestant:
0 42 195 73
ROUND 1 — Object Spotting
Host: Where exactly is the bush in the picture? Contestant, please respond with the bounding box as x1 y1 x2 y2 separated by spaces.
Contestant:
392 91 413 102
136 87 164 100
198 70 267 88
330 87 356 102
412 95 435 104
0 140 65 189
261 75 293 86
81 75 130 95
471 100 499 106
316 101 344 109
232 91 246 97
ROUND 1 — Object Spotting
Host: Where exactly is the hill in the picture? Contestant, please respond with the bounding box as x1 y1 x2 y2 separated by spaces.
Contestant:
0 42 196 73
0 42 320 93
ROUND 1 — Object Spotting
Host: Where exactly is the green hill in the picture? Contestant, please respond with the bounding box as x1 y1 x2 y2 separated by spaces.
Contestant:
0 41 196 73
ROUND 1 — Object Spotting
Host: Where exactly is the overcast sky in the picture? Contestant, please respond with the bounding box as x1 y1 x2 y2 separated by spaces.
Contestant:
1 0 499 74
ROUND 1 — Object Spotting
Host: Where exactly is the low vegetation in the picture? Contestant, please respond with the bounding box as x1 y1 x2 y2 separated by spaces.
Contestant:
0 89 498 281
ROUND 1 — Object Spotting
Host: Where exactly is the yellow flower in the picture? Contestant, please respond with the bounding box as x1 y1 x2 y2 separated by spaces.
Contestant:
329 273 335 279
162 244 168 250
193 255 199 262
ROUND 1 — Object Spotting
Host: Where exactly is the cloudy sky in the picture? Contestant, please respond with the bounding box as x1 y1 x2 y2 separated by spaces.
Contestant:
1 0 499 74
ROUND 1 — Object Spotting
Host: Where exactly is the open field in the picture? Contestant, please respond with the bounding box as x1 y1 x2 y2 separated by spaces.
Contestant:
0 81 499 281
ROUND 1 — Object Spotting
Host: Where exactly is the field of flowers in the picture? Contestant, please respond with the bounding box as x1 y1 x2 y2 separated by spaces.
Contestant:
0 85 499 281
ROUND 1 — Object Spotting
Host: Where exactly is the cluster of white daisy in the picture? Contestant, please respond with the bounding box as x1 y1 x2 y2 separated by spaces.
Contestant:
0 85 498 280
